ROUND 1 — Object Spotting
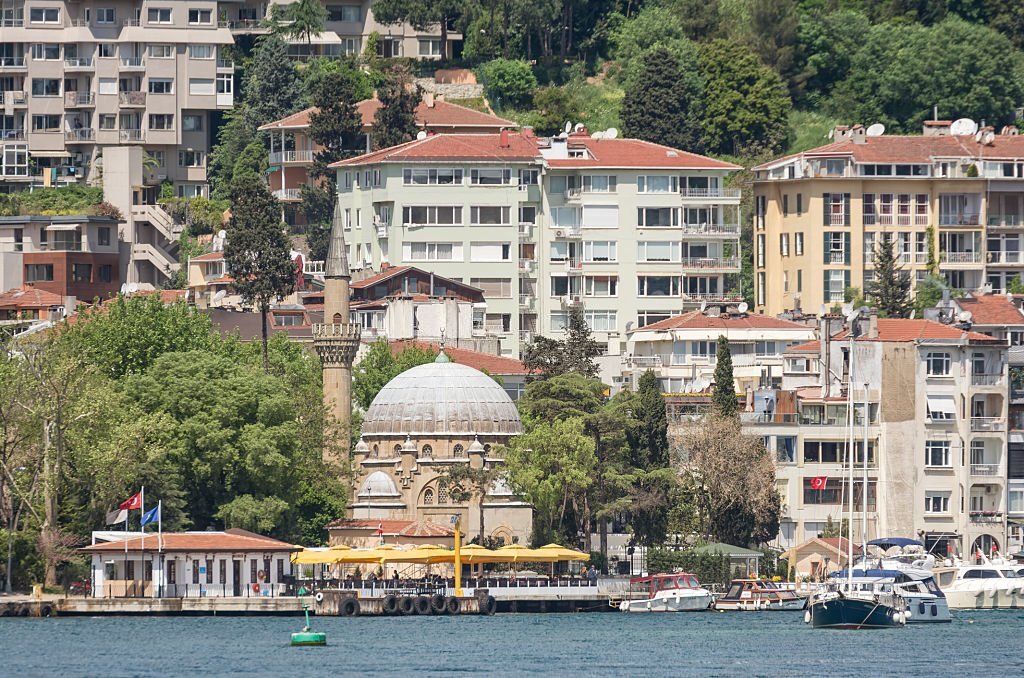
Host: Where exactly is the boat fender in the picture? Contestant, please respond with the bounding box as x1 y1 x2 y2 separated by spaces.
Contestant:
904 609 912 619
804 609 811 624
257 569 266 582
340 598 360 617
382 594 399 615
314 592 324 603
414 596 432 615
445 596 461 615
252 583 260 593
430 593 446 614
398 596 415 615
986 584 997 598
480 595 497 615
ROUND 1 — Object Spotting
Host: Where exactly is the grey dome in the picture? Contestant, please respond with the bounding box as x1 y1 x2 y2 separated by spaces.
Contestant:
362 361 522 436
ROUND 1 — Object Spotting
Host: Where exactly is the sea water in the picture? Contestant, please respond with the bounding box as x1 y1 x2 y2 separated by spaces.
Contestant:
1 610 1021 676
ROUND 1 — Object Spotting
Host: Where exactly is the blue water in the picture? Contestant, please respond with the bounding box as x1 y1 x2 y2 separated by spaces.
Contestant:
2 610 1022 676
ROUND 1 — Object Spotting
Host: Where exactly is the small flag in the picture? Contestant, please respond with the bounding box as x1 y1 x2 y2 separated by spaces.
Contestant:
120 492 142 510
809 476 828 490
141 504 160 526
106 508 128 525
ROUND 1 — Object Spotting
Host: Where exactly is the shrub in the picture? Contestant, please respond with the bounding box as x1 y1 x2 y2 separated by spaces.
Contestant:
478 58 538 109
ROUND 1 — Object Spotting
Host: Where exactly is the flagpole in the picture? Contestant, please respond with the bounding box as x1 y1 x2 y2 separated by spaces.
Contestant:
124 509 129 598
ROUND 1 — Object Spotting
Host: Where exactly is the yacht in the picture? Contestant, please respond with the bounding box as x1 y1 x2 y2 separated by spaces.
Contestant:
715 579 806 611
932 554 1024 609
618 573 714 612
822 564 950 623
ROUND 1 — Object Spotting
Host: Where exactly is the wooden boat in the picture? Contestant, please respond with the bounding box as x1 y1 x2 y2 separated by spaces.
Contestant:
714 579 805 611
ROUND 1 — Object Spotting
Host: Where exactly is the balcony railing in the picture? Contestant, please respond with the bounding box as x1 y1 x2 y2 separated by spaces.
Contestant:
680 257 740 270
626 356 663 368
64 57 94 69
939 213 981 226
65 129 95 142
970 463 1000 476
0 57 26 68
988 214 1022 228
272 188 302 201
118 91 147 106
518 294 534 310
0 129 25 141
0 91 28 107
65 91 95 107
828 251 846 264
680 187 741 199
268 150 314 164
518 222 533 236
971 372 1004 386
119 57 145 69
119 129 144 142
988 251 1022 265
216 59 235 69
969 510 1003 523
680 223 741 235
517 258 534 273
827 213 848 226
971 417 1005 432
915 252 929 265
940 251 983 264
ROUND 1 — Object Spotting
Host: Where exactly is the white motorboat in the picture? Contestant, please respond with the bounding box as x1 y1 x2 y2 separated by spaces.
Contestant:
715 579 806 611
933 553 1024 609
618 573 714 612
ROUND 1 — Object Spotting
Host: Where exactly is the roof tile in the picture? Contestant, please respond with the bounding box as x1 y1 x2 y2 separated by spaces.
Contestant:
635 310 813 332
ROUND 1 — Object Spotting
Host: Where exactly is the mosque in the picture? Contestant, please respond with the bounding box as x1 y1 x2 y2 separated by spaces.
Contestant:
313 213 532 547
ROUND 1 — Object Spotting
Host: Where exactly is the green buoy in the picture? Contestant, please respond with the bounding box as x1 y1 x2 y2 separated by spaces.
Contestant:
292 604 326 647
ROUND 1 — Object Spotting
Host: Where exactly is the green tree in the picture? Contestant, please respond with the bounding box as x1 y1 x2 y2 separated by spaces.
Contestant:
371 64 423 150
631 370 669 468
282 0 327 47
223 175 296 373
243 34 303 130
698 39 792 156
527 85 583 137
747 0 800 96
519 373 606 421
307 62 366 177
438 462 505 543
866 236 913 318
522 305 602 379
712 335 737 417
371 0 465 60
621 47 704 153
478 58 538 109
795 10 872 106
607 7 694 88
914 274 961 315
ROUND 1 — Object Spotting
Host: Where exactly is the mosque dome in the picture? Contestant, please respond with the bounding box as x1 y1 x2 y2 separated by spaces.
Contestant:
361 359 522 437
358 471 400 498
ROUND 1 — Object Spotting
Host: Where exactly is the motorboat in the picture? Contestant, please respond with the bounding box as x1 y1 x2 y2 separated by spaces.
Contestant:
805 587 906 629
618 573 714 612
932 553 1024 609
714 579 805 611
822 565 950 623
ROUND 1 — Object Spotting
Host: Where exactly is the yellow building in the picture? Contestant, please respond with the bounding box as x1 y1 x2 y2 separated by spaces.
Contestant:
753 121 1024 316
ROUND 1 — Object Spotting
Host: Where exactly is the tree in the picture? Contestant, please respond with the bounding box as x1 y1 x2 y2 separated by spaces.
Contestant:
621 47 704 153
0 353 38 592
677 414 780 546
607 6 694 88
223 175 296 373
518 373 606 421
306 62 365 177
914 274 961 316
795 10 872 106
866 236 913 318
712 335 737 417
522 305 602 380
371 64 423 150
747 0 800 97
372 0 465 60
528 85 583 137
478 58 538 109
697 39 792 156
438 462 505 543
242 34 304 130
282 0 327 47
207 108 257 199
352 340 437 410
630 371 669 469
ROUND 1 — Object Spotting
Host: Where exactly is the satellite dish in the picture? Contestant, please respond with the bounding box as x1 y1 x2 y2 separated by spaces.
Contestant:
975 130 983 142
218 229 227 240
416 130 427 140
625 321 634 332
564 121 572 134
590 132 602 139
127 282 140 294
866 123 885 137
984 131 996 145
828 129 835 140
606 127 618 139
737 302 749 314
119 283 130 294
909 310 916 319
699 300 708 313
212 290 226 303
842 303 854 318
957 310 973 323
574 122 585 133
951 118 978 136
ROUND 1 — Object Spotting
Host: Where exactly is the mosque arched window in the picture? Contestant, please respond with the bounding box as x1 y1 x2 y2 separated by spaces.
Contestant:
453 444 465 458
394 444 402 456
372 444 379 458
421 444 433 458
423 488 434 505
438 484 449 504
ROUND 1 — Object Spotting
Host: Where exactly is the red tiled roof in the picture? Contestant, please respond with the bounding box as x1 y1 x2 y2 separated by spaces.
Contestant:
349 266 412 289
326 518 454 537
757 133 1024 169
0 286 64 309
81 528 298 553
839 318 1003 343
955 295 1024 326
258 98 514 132
786 340 820 353
635 310 813 332
817 537 863 555
548 137 741 170
330 133 540 167
190 252 224 263
388 339 528 375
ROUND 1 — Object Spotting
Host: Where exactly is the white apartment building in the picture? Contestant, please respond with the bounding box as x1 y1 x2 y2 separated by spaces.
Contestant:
330 130 741 358
745 315 1009 558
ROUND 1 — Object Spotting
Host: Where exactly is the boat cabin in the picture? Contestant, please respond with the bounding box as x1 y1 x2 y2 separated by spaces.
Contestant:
722 579 793 600
629 573 702 599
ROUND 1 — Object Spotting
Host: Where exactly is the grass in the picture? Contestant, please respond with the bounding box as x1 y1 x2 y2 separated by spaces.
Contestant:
1 185 106 217
447 97 491 114
787 109 839 154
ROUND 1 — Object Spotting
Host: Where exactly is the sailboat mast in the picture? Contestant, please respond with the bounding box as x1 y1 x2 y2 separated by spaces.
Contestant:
847 335 855 589
862 381 869 558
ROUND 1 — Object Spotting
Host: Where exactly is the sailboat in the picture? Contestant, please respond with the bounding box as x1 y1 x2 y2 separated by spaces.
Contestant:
805 307 905 630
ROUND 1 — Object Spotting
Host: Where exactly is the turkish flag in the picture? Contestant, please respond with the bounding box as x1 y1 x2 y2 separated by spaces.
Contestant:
809 476 828 490
119 492 142 510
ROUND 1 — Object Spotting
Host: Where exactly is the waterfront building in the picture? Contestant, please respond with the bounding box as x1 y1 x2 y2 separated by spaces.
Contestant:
330 129 741 360
621 303 815 395
746 315 1009 558
82 529 299 598
782 537 861 580
753 122 1024 317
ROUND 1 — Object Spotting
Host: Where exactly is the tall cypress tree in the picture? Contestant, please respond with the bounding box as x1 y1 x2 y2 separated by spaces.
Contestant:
307 63 364 178
224 175 296 372
634 370 669 468
866 236 912 318
621 47 704 152
243 34 303 129
371 64 423 150
712 335 737 416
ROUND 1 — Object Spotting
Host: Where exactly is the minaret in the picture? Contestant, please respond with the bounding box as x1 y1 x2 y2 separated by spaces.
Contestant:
313 206 362 460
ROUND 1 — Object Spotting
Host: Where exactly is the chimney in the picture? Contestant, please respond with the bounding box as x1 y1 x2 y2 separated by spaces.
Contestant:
923 120 952 136
436 93 444 103
866 312 879 339
423 91 435 108
499 129 510 148
851 124 867 145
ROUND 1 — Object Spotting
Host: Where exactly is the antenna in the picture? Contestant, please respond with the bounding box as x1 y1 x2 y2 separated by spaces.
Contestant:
737 302 749 314
866 123 885 137
951 118 978 136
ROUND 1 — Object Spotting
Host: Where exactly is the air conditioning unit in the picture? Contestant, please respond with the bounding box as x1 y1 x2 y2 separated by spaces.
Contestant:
572 295 582 304
372 214 382 225
555 230 564 238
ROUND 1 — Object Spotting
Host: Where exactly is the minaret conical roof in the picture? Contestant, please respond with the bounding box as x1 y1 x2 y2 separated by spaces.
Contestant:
325 202 350 279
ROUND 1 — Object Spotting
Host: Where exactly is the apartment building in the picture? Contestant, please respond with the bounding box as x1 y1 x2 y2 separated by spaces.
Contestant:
0 0 237 196
622 303 815 394
753 122 1024 317
329 130 741 358
745 315 1008 558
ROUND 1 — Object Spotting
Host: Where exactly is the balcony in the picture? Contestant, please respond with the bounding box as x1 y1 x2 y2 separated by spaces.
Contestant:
940 251 983 265
518 258 534 273
0 91 27 107
970 463 1000 477
827 213 848 226
988 214 1022 228
272 188 302 201
119 129 145 142
939 213 981 226
118 91 147 107
0 56 26 70
64 57 94 70
680 187 741 199
65 91 95 107
680 223 741 236
119 57 146 70
65 129 95 142
987 251 1022 265
915 252 930 265
216 59 235 71
268 150 314 164
969 510 1003 524
626 355 663 368
971 417 1005 432
518 222 534 239
518 294 535 311
565 258 583 272
827 251 846 264
0 129 25 141
680 257 740 271
971 372 1005 387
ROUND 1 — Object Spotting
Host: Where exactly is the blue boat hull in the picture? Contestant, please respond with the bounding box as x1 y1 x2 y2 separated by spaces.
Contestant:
808 597 902 629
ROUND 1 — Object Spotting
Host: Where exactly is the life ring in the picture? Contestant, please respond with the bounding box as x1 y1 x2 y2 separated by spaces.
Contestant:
398 596 415 615
382 594 399 615
314 592 324 603
340 598 360 617
429 593 446 614
252 583 260 593
445 596 461 615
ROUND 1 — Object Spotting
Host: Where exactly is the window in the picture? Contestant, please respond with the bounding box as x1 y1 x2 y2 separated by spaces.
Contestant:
189 78 215 95
637 241 680 263
31 114 60 131
149 44 173 58
550 276 581 297
549 241 576 262
25 264 54 282
96 8 115 23
550 311 569 332
782 194 789 216
485 313 512 333
637 175 677 193
31 79 60 97
418 39 441 57
31 44 60 60
182 114 202 132
585 310 617 332
149 113 173 130
178 150 204 167
70 263 91 283
327 4 361 21
470 206 510 225
780 233 789 256
550 207 580 228
637 207 679 227
148 78 173 94
757 272 766 306
519 206 537 224
188 8 212 23
188 45 214 59
926 352 951 376
470 278 512 298
583 175 616 193
30 7 60 23
216 74 232 95
518 169 538 185
402 206 462 226
98 265 113 283
925 493 951 514
826 270 847 302
796 194 803 215
99 114 116 130
583 240 616 262
584 275 617 297
470 242 512 262
98 44 116 58
423 488 434 504
148 7 172 23
403 168 464 185
926 395 956 421
404 242 461 261
549 175 580 195
795 232 804 256
470 168 511 185
52 230 82 251
925 441 952 468
637 275 680 296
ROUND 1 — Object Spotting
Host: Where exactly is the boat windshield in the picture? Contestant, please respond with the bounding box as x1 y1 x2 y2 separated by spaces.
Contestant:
922 578 942 595
1000 569 1020 578
725 584 742 598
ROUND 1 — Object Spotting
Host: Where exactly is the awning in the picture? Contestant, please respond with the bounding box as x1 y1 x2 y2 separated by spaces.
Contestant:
45 223 83 231
926 395 956 417
118 27 235 44
285 31 341 45
29 151 71 158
